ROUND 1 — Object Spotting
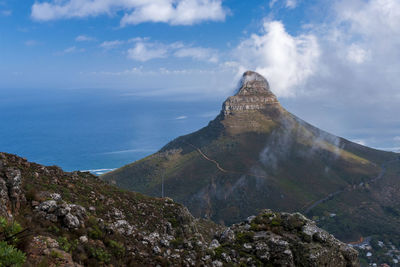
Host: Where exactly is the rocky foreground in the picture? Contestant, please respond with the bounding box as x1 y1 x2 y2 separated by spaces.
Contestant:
0 152 358 266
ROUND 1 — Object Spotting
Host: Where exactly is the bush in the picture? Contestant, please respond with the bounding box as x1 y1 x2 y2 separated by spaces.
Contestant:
106 240 125 257
0 241 26 267
88 247 111 263
0 217 23 245
87 217 103 240
236 232 254 245
57 237 78 253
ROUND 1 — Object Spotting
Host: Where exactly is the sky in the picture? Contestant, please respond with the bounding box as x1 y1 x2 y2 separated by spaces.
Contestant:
1 0 400 151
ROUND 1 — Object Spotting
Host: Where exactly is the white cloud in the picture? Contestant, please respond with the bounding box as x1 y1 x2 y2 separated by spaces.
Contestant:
0 9 11 16
31 0 227 26
126 39 220 63
346 44 369 64
269 0 278 8
174 47 219 63
233 21 320 97
269 0 297 9
309 0 400 103
175 115 188 120
58 46 86 55
335 0 400 40
64 46 78 54
25 40 39 46
352 139 366 146
229 0 400 106
127 42 168 62
76 35 95 42
100 40 125 50
285 0 297 9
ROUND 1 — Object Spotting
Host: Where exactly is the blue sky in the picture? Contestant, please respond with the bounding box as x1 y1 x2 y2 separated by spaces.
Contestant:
0 0 320 91
1 0 400 151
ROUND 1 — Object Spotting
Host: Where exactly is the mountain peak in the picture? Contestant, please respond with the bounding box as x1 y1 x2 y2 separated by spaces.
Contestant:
223 71 279 115
236 70 272 96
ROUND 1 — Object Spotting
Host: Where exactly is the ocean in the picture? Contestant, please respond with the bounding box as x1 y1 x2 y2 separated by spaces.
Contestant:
0 88 221 175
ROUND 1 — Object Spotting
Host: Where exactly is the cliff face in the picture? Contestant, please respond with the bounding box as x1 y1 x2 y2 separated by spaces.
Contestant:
0 152 358 266
222 71 279 115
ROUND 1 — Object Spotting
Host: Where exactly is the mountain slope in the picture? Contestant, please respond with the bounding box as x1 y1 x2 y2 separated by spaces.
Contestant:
102 71 399 242
0 152 359 266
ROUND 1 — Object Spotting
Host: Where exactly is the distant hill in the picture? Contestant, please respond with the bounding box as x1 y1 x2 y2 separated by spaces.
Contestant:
102 71 400 244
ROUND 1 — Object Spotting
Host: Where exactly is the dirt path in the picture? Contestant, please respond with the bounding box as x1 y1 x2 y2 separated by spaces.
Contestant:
184 141 268 179
303 157 400 214
184 142 228 173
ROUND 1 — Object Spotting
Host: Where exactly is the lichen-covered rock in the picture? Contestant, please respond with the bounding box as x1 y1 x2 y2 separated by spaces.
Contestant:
108 219 135 235
35 201 87 229
0 160 25 217
214 209 359 267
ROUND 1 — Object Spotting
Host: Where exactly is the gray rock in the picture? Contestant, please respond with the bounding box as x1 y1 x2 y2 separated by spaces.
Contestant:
209 239 220 249
220 228 235 243
211 260 223 267
110 220 134 235
79 236 88 243
160 239 170 247
37 200 57 213
64 213 80 229
153 246 161 254
50 193 62 201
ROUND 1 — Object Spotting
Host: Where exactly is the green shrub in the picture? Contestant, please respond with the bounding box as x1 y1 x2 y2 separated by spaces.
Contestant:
57 237 78 253
169 218 179 228
236 232 254 244
270 219 281 227
88 226 103 240
88 247 111 263
170 237 184 248
0 217 23 245
87 216 103 240
50 250 63 259
106 240 125 257
0 241 26 267
47 225 60 234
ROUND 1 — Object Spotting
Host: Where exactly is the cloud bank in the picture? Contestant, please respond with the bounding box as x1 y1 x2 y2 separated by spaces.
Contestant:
230 0 400 104
233 21 320 97
127 39 219 63
31 0 227 26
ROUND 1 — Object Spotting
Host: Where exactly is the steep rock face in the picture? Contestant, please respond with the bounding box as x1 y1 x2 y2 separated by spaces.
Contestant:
223 71 279 115
0 152 359 266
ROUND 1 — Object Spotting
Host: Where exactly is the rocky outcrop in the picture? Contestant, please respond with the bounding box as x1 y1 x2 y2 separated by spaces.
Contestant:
0 153 25 218
35 199 87 229
222 71 279 115
214 210 359 266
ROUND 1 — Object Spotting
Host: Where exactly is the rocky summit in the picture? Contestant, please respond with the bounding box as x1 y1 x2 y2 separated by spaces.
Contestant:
0 152 358 266
223 71 279 115
102 71 400 255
